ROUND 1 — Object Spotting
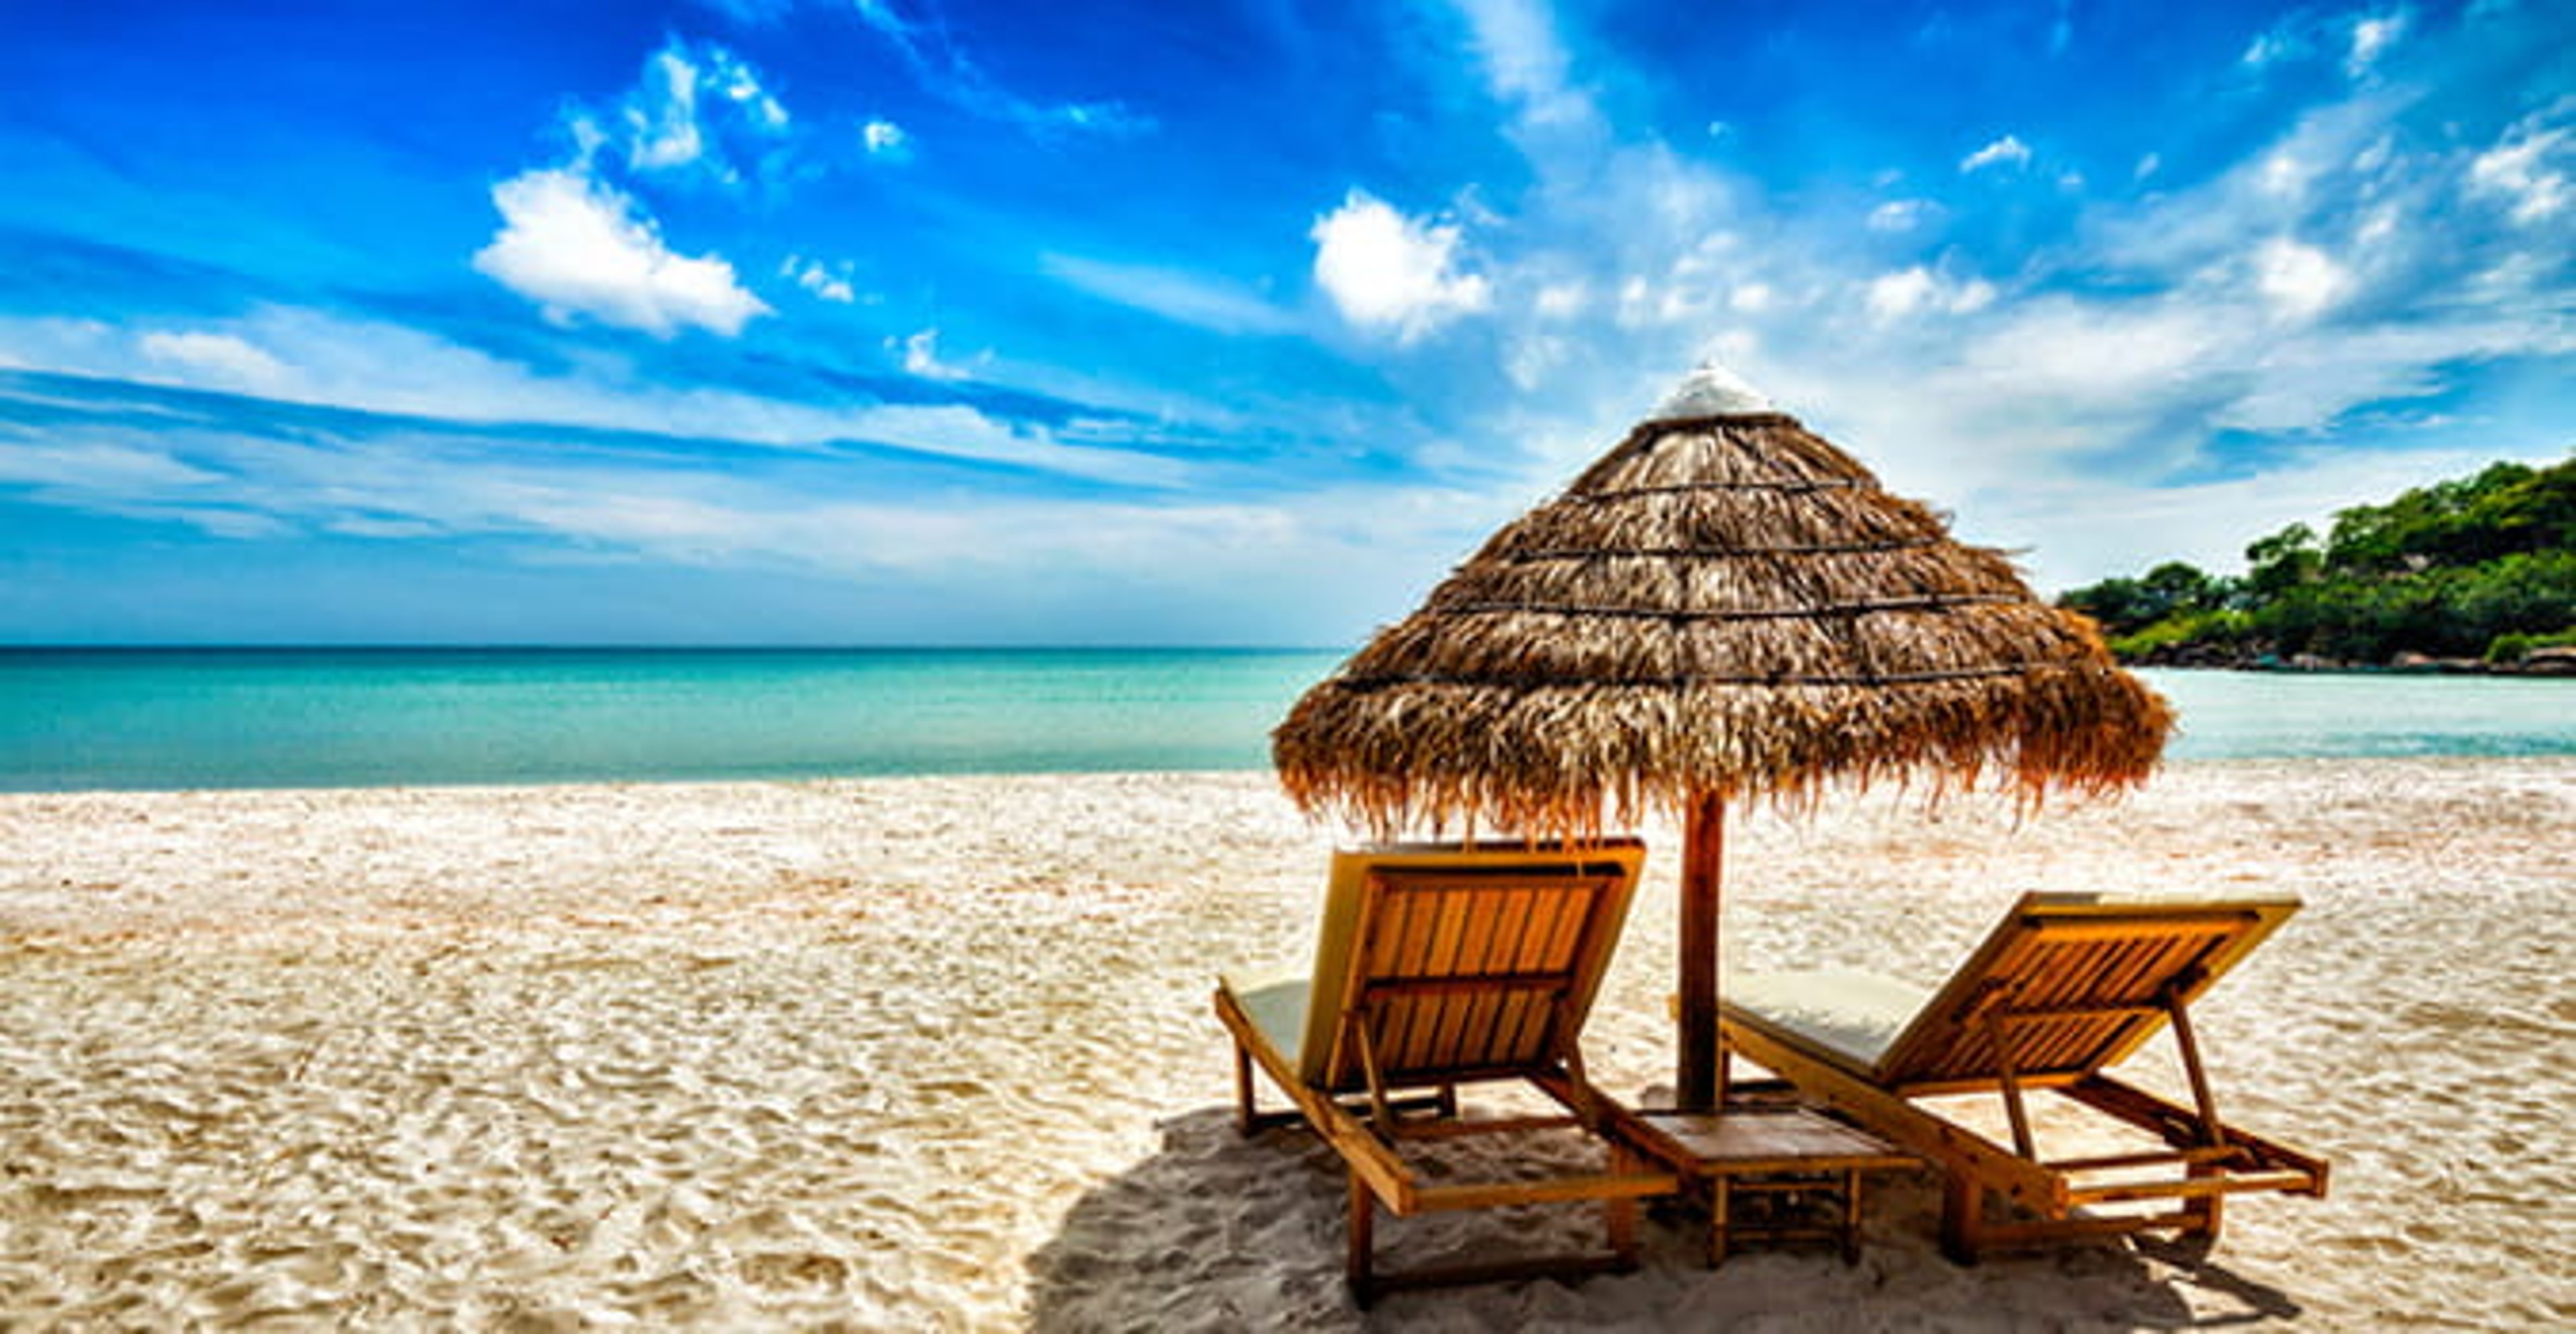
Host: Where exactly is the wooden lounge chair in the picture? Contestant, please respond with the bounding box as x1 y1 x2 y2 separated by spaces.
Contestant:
1214 841 1677 1304
1718 892 2329 1262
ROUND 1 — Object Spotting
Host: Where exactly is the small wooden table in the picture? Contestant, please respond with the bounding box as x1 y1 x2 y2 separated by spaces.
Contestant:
1635 1107 1919 1266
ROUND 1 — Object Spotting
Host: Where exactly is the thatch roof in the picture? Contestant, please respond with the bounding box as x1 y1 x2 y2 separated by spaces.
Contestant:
1273 371 2174 837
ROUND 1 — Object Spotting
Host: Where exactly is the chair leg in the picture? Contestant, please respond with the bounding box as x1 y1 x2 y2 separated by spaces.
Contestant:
1346 1172 1377 1306
1606 1145 1640 1268
1232 1039 1256 1136
1940 1174 1984 1265
2186 1164 2226 1241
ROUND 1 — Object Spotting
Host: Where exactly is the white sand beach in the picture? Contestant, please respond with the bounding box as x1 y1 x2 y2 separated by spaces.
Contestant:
2 758 2570 1329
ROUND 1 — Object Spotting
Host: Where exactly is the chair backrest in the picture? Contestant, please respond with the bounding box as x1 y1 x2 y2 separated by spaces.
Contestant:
1296 840 1644 1092
1877 892 2300 1088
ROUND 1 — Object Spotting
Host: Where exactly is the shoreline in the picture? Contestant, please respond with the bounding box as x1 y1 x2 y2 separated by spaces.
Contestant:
4 758 2571 1328
6 744 2575 804
2131 655 2576 676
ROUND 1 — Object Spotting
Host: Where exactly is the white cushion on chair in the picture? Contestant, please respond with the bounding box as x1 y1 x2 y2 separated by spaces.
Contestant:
1219 969 1312 1068
1727 968 1927 1074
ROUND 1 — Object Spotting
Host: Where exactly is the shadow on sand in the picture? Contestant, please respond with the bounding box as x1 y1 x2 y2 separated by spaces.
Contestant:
1026 1108 2306 1332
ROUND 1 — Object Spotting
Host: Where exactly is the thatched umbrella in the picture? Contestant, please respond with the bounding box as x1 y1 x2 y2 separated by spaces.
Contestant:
1273 364 2174 1111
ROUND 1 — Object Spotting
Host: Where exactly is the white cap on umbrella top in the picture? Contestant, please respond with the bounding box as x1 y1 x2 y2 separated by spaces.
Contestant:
1646 361 1776 421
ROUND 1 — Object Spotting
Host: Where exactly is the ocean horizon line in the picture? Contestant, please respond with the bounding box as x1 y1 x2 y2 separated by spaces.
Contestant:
0 643 1347 656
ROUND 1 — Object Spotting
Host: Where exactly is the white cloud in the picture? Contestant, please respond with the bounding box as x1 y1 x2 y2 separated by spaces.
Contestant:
2346 11 2407 77
1864 266 1996 321
1302 5 2567 608
138 331 290 393
2253 237 2353 318
1867 199 1939 232
1950 278 1999 313
1310 191 1492 341
1960 134 2032 173
2470 109 2571 225
627 47 708 170
896 328 968 380
1450 0 1590 125
2242 9 2412 83
2255 150 2312 198
1865 268 1937 320
1040 254 1301 335
707 46 788 132
862 118 908 156
2354 204 2400 246
1534 280 1589 319
474 168 771 337
782 255 857 303
615 40 790 183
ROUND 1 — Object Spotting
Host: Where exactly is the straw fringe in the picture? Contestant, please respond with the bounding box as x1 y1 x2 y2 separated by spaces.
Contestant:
1272 413 2175 839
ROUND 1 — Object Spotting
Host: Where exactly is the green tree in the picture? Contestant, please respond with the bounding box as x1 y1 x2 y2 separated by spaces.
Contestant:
2140 561 2226 618
2243 523 2321 599
2072 456 2574 666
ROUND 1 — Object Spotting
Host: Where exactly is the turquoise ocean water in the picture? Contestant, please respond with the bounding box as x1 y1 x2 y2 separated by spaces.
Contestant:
0 650 2566 793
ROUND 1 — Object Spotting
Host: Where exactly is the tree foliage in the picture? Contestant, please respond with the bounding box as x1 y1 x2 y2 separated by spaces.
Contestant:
2057 456 2576 665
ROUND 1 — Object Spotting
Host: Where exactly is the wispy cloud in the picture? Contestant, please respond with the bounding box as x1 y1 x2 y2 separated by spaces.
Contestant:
688 0 796 23
0 307 1189 487
138 331 291 393
2345 10 2409 77
2470 100 2573 225
596 37 795 188
1040 254 1301 336
1960 134 2032 173
2243 5 2416 81
0 370 1483 643
1448 0 1593 127
851 0 1149 138
1866 198 1941 233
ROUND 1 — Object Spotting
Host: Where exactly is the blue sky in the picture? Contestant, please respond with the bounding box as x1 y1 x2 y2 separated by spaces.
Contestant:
1 0 2568 645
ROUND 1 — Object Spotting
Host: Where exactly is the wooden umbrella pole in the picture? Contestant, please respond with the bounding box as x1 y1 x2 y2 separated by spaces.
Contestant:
1677 790 1726 1112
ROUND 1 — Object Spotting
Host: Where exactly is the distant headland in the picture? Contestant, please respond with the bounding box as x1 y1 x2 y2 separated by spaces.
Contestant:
2057 456 2573 676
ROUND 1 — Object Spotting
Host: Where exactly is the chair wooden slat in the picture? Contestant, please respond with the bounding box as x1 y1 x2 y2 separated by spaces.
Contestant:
1216 841 1672 1303
1721 891 2324 1262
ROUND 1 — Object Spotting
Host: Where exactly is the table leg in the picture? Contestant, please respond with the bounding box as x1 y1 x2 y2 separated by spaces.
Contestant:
1842 1169 1862 1264
1710 1174 1730 1268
